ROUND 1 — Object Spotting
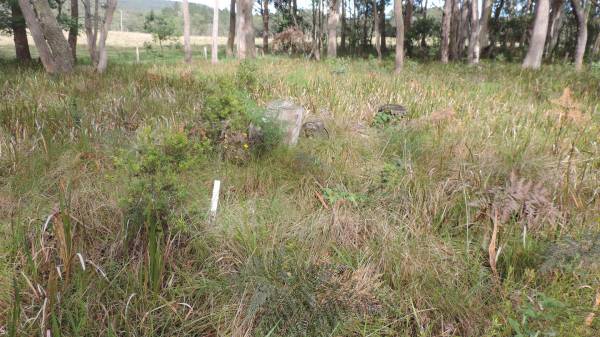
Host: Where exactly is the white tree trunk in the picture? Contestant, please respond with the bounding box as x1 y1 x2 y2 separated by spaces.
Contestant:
467 0 480 64
479 0 492 50
373 0 381 60
545 0 565 58
570 0 589 71
212 0 219 64
327 0 340 57
441 0 452 63
522 0 550 69
183 0 192 63
97 0 118 73
236 0 255 59
394 0 404 72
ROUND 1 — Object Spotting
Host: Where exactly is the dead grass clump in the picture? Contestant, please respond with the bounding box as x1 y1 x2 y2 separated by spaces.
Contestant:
0 192 16 219
272 27 308 54
475 172 562 232
329 203 376 249
428 107 456 123
546 87 589 125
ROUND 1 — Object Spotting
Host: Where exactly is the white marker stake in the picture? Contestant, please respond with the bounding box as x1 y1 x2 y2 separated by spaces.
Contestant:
136 47 140 63
210 180 221 223
204 46 208 60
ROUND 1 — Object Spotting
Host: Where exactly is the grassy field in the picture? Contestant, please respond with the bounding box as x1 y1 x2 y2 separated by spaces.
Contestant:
0 46 599 336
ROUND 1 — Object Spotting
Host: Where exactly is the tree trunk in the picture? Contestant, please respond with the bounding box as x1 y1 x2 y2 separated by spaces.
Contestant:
68 0 78 62
183 0 192 63
293 0 298 26
19 0 74 74
313 0 321 59
523 0 550 69
236 0 255 59
467 0 479 64
362 2 368 48
450 0 461 60
570 0 589 71
373 0 382 59
10 2 32 63
227 0 236 57
96 0 118 73
420 0 428 48
379 0 386 51
212 0 219 63
327 0 341 57
404 0 412 32
82 0 99 66
545 0 564 58
441 0 452 63
262 0 269 53
458 0 469 58
341 0 346 50
394 0 404 72
479 0 492 50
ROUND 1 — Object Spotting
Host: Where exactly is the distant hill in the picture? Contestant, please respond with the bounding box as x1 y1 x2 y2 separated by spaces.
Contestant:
119 0 172 11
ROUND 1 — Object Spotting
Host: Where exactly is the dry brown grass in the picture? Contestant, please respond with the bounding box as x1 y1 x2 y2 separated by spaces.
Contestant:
0 31 256 48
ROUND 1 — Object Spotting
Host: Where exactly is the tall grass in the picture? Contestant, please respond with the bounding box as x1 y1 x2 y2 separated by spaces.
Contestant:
0 54 599 336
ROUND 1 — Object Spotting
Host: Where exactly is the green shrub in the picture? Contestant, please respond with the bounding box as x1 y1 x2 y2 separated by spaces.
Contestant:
236 60 259 92
120 127 207 291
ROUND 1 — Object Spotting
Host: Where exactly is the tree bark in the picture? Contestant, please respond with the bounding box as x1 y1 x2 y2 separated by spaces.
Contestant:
570 0 589 71
545 0 564 58
458 0 469 58
227 0 236 57
262 0 269 53
183 0 192 63
327 0 341 57
420 0 428 48
341 0 346 50
19 0 74 74
212 0 219 63
82 0 99 66
404 0 412 32
467 0 480 64
441 0 452 63
293 0 298 26
10 2 32 62
68 0 78 62
236 0 255 59
361 0 368 48
96 0 118 73
373 0 381 59
450 0 460 60
312 0 320 59
379 0 386 51
522 0 550 69
394 0 404 72
479 0 492 50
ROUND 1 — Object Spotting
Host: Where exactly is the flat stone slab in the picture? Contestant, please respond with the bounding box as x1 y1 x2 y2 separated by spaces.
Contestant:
265 99 305 146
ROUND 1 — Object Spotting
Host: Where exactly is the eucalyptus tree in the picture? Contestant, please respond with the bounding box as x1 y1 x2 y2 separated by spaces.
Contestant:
182 0 192 63
523 0 550 69
18 0 73 73
327 0 341 57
